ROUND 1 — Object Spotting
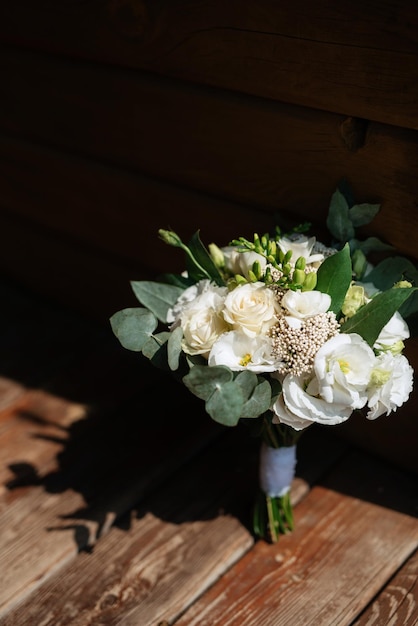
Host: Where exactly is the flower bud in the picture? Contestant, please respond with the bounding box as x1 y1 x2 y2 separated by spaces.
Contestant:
158 229 182 247
295 256 306 271
252 260 262 280
293 269 306 286
208 243 225 268
302 272 317 291
235 274 248 285
394 280 413 289
352 249 367 279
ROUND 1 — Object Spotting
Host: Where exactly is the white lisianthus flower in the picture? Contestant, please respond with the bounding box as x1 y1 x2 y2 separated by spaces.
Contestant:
208 330 281 372
221 246 267 279
272 373 353 431
281 289 331 329
222 282 280 337
167 279 228 325
278 235 324 267
314 333 375 409
366 352 414 419
178 287 230 357
373 311 410 355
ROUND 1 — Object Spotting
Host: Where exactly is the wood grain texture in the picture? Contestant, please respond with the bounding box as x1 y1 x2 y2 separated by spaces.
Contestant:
176 451 418 626
2 50 418 261
353 549 418 625
0 280 417 625
1 1 418 128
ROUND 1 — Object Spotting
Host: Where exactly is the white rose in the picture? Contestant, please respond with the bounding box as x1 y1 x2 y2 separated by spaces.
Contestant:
222 282 280 337
281 289 331 329
278 235 324 267
272 373 353 431
366 352 414 419
167 279 227 325
314 333 375 409
179 287 229 357
208 330 281 372
221 246 267 279
373 311 410 354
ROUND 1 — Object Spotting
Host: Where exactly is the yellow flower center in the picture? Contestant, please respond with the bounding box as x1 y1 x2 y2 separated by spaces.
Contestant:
239 353 252 367
338 359 350 374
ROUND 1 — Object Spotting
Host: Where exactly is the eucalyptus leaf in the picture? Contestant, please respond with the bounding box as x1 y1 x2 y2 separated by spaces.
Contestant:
240 377 273 418
340 287 417 346
315 243 352 314
110 307 157 352
130 281 184 323
326 188 355 242
205 381 244 426
349 203 380 227
167 326 183 371
234 370 258 401
183 365 233 401
142 331 170 369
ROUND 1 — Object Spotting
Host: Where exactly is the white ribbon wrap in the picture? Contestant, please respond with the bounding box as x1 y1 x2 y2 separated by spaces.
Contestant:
259 443 297 497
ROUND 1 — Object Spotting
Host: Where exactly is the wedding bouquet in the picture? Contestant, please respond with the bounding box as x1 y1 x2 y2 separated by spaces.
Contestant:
110 184 417 542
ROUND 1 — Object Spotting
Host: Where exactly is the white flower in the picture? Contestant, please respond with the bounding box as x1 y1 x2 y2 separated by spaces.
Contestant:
366 352 414 419
278 235 324 267
272 373 353 431
314 333 375 409
374 311 410 354
208 330 281 372
222 282 280 337
281 289 331 329
167 279 227 325
178 286 229 357
221 246 267 279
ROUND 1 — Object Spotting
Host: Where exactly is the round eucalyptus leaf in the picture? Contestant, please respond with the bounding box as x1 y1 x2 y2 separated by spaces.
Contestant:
206 381 244 426
183 365 233 400
110 308 157 352
167 326 183 371
241 377 272 418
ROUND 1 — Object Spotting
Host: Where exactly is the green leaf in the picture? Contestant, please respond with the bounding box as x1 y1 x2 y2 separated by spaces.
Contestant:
349 202 380 227
182 365 233 401
142 331 170 368
240 377 272 418
354 236 394 255
130 281 184 323
365 256 418 291
110 308 158 352
340 287 417 346
186 231 225 286
205 381 244 426
167 326 183 371
326 188 355 242
234 370 258 401
315 244 352 314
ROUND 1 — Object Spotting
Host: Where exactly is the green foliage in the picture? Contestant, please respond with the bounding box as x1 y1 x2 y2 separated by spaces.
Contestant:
131 281 184 323
109 308 158 352
340 287 417 346
315 244 352 314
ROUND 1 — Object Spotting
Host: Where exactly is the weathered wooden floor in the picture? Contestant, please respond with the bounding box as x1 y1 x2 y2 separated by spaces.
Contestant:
0 277 417 626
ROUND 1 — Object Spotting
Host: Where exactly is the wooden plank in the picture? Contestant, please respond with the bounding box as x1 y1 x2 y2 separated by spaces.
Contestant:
0 426 348 624
353 549 418 626
1 2 418 129
2 53 418 261
175 450 418 626
0 136 275 273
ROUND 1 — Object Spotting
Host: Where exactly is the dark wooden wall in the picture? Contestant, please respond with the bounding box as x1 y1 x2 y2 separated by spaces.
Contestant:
1 2 418 469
